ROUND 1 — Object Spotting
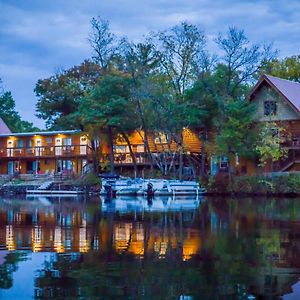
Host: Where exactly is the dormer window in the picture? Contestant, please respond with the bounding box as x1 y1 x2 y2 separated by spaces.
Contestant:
264 101 277 116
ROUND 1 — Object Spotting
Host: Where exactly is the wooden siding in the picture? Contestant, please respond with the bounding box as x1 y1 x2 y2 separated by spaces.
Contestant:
251 83 300 122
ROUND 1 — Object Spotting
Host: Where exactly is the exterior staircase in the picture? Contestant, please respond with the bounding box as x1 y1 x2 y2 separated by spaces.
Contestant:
274 151 300 172
37 181 54 190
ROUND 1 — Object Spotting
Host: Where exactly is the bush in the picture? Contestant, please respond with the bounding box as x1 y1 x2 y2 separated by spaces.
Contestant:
205 173 300 195
74 172 101 188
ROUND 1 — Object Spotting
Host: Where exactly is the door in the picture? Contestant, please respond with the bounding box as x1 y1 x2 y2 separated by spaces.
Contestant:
7 140 13 157
35 139 42 156
8 161 14 175
55 138 62 156
80 136 87 155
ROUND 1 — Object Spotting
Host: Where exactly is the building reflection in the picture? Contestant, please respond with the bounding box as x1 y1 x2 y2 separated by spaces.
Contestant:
0 198 202 260
0 196 300 299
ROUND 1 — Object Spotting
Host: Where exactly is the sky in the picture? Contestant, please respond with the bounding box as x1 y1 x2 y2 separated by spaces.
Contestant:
0 0 300 128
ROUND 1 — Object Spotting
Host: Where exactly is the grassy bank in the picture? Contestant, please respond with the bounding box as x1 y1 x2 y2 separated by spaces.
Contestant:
202 173 300 196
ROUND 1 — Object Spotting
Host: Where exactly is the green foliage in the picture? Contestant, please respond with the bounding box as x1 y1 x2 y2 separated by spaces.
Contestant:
74 172 101 187
216 100 257 159
78 73 137 132
0 89 39 132
255 122 288 167
260 55 300 83
35 60 102 129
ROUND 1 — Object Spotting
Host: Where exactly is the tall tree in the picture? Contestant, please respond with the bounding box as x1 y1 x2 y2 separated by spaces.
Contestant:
185 75 220 176
154 21 207 179
216 27 276 98
259 55 300 82
89 16 121 71
78 74 138 174
255 122 288 172
35 60 102 129
0 82 38 132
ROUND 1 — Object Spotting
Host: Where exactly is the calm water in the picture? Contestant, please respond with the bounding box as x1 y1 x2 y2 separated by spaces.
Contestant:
0 195 300 299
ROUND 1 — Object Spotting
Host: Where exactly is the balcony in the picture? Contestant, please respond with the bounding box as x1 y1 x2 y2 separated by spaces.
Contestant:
104 152 181 166
0 145 91 158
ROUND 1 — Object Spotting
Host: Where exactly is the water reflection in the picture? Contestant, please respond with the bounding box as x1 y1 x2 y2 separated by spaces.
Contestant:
0 196 299 299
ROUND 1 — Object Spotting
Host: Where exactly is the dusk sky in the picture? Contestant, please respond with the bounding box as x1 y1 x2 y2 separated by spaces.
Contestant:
1 0 300 128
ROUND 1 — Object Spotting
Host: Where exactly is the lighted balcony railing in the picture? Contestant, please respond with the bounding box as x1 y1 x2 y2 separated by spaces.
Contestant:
103 152 181 165
0 145 91 158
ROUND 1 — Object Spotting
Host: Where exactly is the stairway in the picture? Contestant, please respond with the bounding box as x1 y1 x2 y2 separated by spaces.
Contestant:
37 181 54 190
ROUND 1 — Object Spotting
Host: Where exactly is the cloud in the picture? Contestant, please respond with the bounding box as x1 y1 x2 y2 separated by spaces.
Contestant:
0 0 300 128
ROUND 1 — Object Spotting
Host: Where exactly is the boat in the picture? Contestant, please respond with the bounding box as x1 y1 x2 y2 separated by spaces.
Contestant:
101 177 206 197
101 195 201 213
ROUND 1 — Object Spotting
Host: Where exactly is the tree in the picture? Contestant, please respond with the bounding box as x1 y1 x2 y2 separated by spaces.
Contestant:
122 40 162 173
215 100 257 189
255 121 288 171
35 60 102 129
154 21 207 179
89 16 121 71
185 75 220 176
216 27 277 98
259 55 300 82
0 87 39 132
78 74 138 174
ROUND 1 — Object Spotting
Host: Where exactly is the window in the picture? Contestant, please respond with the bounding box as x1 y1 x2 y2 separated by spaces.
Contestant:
264 101 277 116
154 132 168 144
46 137 52 143
271 128 279 137
17 139 23 148
63 138 72 146
220 156 229 169
292 137 299 147
114 145 129 153
136 145 144 153
26 139 33 147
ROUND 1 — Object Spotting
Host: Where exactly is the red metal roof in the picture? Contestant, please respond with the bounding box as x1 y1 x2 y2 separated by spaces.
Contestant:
0 117 11 134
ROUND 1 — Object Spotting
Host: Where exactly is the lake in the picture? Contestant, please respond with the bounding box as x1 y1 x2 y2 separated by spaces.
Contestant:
0 195 300 299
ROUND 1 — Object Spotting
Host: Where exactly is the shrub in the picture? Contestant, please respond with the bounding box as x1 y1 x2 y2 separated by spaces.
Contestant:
74 172 101 188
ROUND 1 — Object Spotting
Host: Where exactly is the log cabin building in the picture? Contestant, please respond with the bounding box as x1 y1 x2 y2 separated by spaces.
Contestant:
0 118 202 176
246 74 300 174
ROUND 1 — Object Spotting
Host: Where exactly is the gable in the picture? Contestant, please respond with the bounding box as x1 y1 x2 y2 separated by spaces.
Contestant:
251 82 300 122
0 117 11 134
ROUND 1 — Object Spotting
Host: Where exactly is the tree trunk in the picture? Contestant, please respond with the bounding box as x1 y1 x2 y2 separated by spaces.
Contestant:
178 133 183 180
135 99 154 171
200 140 206 177
121 132 137 176
108 126 115 175
90 139 99 174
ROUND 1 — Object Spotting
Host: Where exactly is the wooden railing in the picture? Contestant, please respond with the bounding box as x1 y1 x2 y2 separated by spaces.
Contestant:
104 152 182 165
273 150 300 172
0 145 91 158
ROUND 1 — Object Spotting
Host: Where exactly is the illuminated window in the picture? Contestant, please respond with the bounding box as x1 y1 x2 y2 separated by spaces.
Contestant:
136 145 144 153
154 132 168 144
114 145 129 153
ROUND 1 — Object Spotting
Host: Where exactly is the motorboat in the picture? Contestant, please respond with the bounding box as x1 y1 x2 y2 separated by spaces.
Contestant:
101 195 201 213
101 177 206 197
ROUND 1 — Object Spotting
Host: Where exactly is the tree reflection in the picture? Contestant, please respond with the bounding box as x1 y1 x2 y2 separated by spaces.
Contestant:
0 251 28 289
0 196 300 298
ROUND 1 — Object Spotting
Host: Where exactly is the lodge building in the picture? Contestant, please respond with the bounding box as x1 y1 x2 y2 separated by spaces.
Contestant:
0 121 202 176
247 74 300 173
1 74 300 176
0 129 89 175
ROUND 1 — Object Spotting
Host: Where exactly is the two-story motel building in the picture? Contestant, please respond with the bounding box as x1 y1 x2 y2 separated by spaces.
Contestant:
0 121 89 175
